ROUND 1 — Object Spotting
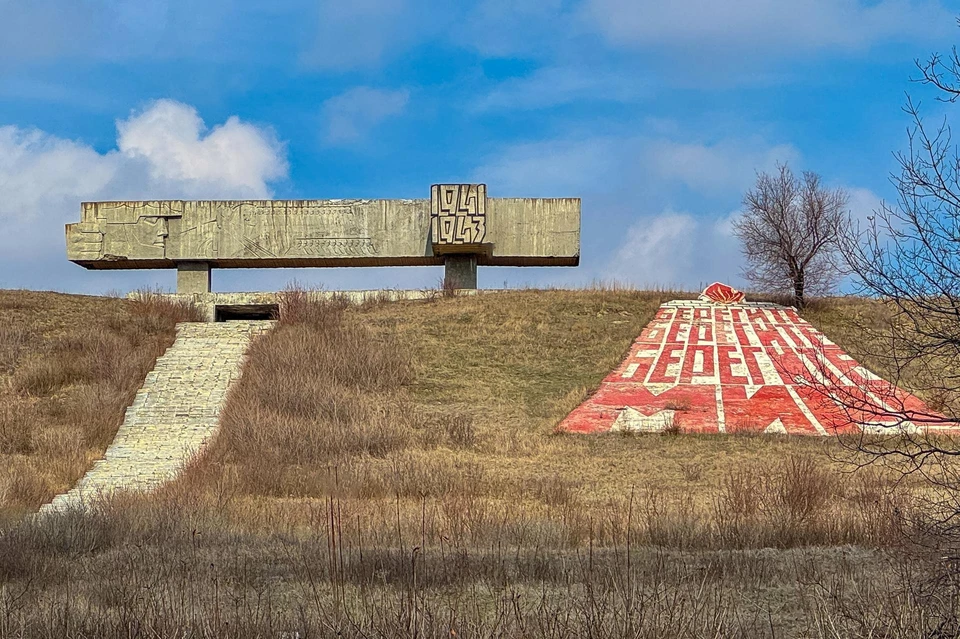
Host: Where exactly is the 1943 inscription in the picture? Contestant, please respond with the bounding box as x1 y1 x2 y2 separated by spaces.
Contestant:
430 184 487 246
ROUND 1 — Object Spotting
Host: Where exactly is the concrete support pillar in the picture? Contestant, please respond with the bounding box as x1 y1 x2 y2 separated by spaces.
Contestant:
443 254 478 290
177 262 212 294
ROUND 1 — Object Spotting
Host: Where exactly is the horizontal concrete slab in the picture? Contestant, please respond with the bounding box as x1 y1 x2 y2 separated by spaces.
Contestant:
66 195 580 269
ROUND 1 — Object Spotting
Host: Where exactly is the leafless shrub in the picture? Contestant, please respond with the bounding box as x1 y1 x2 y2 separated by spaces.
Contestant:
277 287 349 328
677 460 704 482
209 289 418 498
0 290 191 514
664 398 691 411
1 288 937 633
129 288 205 327
384 453 488 499
12 356 85 396
661 421 683 436
791 23 960 616
529 476 581 507
714 466 763 546
439 276 458 298
714 455 853 548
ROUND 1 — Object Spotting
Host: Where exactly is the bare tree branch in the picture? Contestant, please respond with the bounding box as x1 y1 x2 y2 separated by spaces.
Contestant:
734 164 848 309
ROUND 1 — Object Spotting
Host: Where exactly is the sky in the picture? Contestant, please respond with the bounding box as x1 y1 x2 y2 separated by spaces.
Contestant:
0 0 958 295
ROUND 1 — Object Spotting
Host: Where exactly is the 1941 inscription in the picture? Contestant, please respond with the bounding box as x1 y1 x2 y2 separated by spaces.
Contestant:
431 184 487 246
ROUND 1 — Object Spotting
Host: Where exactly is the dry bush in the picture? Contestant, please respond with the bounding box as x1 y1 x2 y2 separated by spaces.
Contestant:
13 295 200 399
0 492 901 639
711 454 906 548
380 452 488 499
129 288 205 327
206 293 417 500
195 290 916 553
422 411 476 449
277 287 349 328
219 389 411 464
528 475 581 507
677 460 704 482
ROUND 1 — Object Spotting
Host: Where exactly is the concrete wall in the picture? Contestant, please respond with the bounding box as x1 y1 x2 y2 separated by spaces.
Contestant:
67 197 580 269
138 289 488 322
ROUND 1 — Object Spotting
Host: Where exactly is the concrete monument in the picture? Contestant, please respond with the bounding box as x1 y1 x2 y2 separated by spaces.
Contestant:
66 184 580 293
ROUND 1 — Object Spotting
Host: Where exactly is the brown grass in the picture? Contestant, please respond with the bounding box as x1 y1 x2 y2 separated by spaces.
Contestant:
0 290 201 518
170 291 922 557
0 288 947 636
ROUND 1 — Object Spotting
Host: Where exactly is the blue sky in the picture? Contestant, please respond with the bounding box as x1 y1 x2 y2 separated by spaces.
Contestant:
0 0 957 294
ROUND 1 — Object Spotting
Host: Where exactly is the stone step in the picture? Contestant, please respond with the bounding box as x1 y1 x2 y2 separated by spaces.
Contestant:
38 320 273 515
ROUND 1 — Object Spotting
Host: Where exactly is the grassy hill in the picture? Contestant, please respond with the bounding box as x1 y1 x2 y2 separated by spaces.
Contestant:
0 290 200 518
0 288 936 636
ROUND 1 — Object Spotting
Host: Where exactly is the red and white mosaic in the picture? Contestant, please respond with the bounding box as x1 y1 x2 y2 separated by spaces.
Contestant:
559 300 950 436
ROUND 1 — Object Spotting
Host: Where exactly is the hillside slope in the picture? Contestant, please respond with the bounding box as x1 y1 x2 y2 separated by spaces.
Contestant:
0 288 933 637
0 290 199 518
193 289 909 542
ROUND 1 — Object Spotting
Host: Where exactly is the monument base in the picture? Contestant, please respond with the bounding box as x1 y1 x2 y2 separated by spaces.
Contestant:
443 255 477 289
177 262 212 294
138 289 488 322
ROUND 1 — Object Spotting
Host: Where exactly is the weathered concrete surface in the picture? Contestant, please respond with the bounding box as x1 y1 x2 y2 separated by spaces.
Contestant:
443 255 478 289
559 300 950 436
134 289 490 322
39 320 272 514
66 194 580 269
177 261 211 294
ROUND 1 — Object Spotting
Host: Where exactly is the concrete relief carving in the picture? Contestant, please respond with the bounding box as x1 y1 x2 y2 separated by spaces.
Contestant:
217 201 378 259
65 190 581 276
431 184 487 247
293 238 378 257
66 223 105 261
83 201 185 260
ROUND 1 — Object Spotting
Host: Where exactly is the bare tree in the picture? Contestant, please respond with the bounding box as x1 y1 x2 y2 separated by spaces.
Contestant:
734 164 848 309
808 28 960 632
839 51 960 440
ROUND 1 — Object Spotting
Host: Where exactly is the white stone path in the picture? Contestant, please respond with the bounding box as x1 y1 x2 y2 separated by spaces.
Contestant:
39 320 273 514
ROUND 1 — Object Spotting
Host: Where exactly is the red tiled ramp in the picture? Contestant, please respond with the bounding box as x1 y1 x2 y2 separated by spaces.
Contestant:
559 300 947 436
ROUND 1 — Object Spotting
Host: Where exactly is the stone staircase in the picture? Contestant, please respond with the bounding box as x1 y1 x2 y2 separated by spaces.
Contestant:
39 320 273 514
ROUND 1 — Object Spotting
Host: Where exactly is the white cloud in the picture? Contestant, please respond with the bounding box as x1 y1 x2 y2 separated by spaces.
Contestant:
117 100 286 198
0 127 116 214
584 0 951 55
846 186 883 226
472 131 810 289
605 211 743 289
0 99 288 291
321 87 410 144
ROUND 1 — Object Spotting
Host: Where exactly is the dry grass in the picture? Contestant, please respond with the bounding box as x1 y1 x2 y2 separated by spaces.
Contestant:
176 291 911 560
183 291 917 549
0 288 950 636
0 290 201 519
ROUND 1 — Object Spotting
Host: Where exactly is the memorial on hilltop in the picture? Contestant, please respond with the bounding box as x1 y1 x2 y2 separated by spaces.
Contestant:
66 184 581 295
